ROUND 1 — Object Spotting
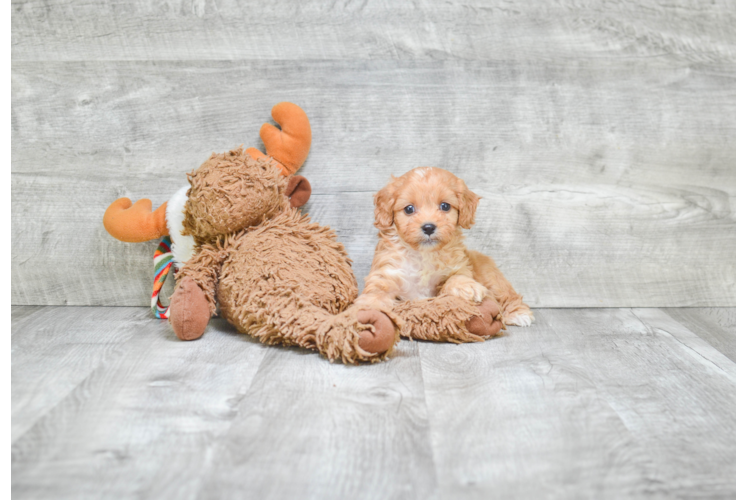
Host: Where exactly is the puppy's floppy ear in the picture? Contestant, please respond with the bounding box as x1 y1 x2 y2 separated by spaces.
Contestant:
457 179 480 229
373 176 399 230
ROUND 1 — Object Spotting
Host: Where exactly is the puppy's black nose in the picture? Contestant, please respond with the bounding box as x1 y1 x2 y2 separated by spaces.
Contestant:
421 223 436 236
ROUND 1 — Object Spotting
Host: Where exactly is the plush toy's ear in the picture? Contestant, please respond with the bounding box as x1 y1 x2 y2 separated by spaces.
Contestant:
373 176 399 230
246 102 312 177
285 175 312 208
457 180 480 229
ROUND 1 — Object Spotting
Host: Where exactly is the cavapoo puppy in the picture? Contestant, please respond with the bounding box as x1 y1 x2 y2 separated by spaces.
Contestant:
356 166 534 327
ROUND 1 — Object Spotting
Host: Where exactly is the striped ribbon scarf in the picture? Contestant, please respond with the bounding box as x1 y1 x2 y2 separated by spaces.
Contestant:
152 236 174 319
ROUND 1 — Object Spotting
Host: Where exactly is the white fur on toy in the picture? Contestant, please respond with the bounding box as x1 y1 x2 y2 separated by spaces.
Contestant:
165 185 195 268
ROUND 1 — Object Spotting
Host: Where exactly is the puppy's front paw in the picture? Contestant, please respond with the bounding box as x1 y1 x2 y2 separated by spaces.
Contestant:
504 309 534 327
443 278 488 303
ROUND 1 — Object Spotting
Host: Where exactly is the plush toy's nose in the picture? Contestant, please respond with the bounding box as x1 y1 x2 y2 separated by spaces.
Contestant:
421 223 436 235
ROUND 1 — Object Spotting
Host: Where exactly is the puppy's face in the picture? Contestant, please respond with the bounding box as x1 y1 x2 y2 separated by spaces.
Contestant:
374 167 480 250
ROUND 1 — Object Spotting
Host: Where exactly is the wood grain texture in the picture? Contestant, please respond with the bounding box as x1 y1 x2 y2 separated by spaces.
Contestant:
11 305 436 499
12 306 270 498
418 308 735 499
11 60 736 185
661 307 736 361
631 307 735 376
12 306 735 498
11 306 152 442
11 58 735 307
11 0 735 63
198 342 436 500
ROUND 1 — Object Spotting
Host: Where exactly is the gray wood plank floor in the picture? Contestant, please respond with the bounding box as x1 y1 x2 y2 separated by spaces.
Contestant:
11 306 735 499
661 307 736 362
11 0 735 308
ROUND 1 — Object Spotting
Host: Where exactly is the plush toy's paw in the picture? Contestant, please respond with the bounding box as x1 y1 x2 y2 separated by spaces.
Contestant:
356 310 397 355
169 277 211 341
465 298 504 338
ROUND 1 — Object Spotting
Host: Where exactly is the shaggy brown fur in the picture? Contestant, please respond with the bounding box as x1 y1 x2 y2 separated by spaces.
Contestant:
173 148 399 363
183 149 290 245
394 295 504 343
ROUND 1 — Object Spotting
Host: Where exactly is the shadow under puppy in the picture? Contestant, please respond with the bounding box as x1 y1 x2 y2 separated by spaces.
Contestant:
356 166 534 342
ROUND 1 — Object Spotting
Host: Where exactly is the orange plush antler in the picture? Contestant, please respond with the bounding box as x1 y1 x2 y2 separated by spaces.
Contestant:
246 102 312 176
103 198 169 242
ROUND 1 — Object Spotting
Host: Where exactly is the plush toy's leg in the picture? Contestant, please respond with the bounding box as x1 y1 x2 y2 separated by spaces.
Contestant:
170 277 211 341
304 305 400 363
169 241 230 340
393 295 504 343
317 306 400 363
468 250 534 327
465 298 504 337
247 302 400 364
356 309 398 355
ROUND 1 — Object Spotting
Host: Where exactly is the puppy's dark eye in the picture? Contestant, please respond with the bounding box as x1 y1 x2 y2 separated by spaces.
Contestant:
404 205 415 215
440 202 451 212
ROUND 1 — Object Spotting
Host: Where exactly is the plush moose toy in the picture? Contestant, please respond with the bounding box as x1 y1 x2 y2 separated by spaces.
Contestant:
103 102 504 363
103 103 400 363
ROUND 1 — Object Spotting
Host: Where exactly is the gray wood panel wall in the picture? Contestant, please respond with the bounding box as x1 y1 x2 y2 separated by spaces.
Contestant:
11 0 735 307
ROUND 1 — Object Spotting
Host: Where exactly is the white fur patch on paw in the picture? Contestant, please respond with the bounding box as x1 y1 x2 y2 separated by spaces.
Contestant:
505 312 534 327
